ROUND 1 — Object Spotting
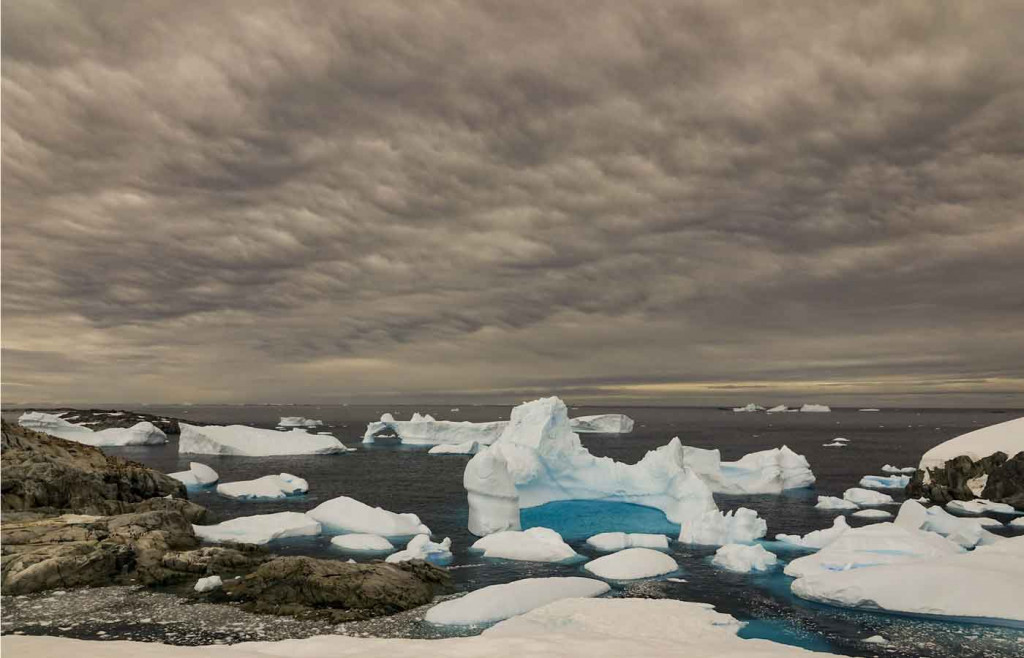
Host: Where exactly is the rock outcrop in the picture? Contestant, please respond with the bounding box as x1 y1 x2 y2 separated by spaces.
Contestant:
36 408 185 434
907 450 1024 510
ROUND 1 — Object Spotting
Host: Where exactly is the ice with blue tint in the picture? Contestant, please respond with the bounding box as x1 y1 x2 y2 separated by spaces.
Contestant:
521 500 679 542
858 474 911 490
386 534 453 565
682 445 815 494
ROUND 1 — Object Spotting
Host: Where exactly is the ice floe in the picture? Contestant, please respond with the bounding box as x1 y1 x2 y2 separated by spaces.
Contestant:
799 404 831 413
882 464 917 474
731 403 764 413
851 509 892 520
583 547 678 580
179 423 347 456
424 577 610 626
775 516 849 549
712 543 778 573
278 416 323 428
814 496 859 510
895 499 1002 548
330 533 394 552
306 495 430 537
678 508 767 546
843 487 894 506
682 445 815 494
766 405 794 413
946 499 1016 515
167 462 219 488
569 414 634 433
428 440 480 455
193 575 222 592
585 532 669 552
193 511 321 545
216 473 308 500
919 416 1024 470
18 411 167 446
385 534 453 565
471 527 578 562
858 474 911 490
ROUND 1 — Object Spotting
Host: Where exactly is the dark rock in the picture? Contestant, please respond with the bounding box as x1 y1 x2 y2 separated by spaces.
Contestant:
981 451 1024 508
35 408 187 434
907 450 1024 510
1 540 135 595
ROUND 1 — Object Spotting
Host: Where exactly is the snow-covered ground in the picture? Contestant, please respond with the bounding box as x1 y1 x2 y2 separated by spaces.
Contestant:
918 416 1024 469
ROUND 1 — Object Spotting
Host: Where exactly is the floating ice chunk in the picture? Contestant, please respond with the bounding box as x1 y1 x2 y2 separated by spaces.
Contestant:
424 577 610 626
775 516 849 549
815 496 859 510
882 464 917 474
859 408 881 412
194 575 222 592
585 532 669 552
821 441 847 448
947 499 1015 515
843 488 894 506
428 440 480 455
363 413 508 446
852 509 891 520
193 512 321 545
569 414 635 433
471 527 577 562
583 547 678 580
731 403 764 412
168 462 219 487
278 416 323 428
330 533 394 552
179 423 347 456
712 544 778 573
858 474 910 490
306 495 430 537
832 437 850 443
216 473 308 500
682 445 815 494
385 534 452 565
678 508 766 546
799 404 831 413
766 405 792 413
18 412 167 446
895 499 1002 548
919 416 1024 470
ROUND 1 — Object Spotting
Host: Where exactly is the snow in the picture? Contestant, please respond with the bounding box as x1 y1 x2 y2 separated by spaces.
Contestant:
193 575 222 592
385 534 453 565
306 495 430 537
678 508 767 546
330 533 394 552
712 543 778 573
1010 517 1024 528
424 577 611 626
851 509 891 520
882 464 917 474
428 440 480 455
216 473 309 500
18 412 167 446
732 403 764 412
821 441 847 448
791 536 1024 624
471 527 578 562
363 413 508 446
815 496 859 510
583 547 678 580
463 397 717 536
570 414 635 433
776 516 849 549
842 487 894 506
799 404 831 413
193 512 321 545
682 445 815 494
278 416 323 428
946 499 1016 515
858 474 910 490
167 462 219 487
178 423 347 456
895 499 1002 548
919 415 1024 470
586 532 669 552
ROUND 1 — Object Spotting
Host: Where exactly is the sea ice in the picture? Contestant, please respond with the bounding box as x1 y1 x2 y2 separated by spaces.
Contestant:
424 577 610 626
843 488 894 506
678 508 767 546
193 511 321 545
193 575 222 592
471 527 578 562
775 516 849 549
179 423 347 456
385 534 453 565
428 440 480 455
682 445 815 494
858 474 911 490
167 462 219 488
851 509 891 520
814 496 859 510
918 416 1024 470
330 533 394 552
799 404 831 413
882 464 917 474
278 416 323 428
583 547 678 580
18 411 167 446
306 495 430 537
216 473 308 500
946 499 1016 515
585 532 669 552
569 414 635 433
712 543 778 573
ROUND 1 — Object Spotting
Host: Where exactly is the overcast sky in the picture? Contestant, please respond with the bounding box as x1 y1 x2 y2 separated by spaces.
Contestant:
3 1 1023 407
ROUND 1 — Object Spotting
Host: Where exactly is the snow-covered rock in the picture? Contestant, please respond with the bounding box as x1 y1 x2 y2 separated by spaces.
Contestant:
570 414 635 433
858 474 911 490
471 527 577 562
168 462 219 488
278 416 323 428
895 499 1002 548
428 440 480 455
843 488 894 506
306 496 430 537
363 413 508 446
815 496 859 510
330 533 394 552
216 473 308 500
193 512 321 545
424 577 610 626
678 508 767 546
731 403 764 413
194 575 222 592
919 416 1024 470
583 547 678 580
585 532 669 552
946 499 1016 515
18 412 167 446
776 516 849 549
179 423 347 456
712 544 778 573
385 534 452 565
799 404 831 413
851 509 891 520
882 465 916 474
682 445 815 494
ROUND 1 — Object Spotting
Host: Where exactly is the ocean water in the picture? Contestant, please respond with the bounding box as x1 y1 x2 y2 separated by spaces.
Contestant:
19 405 1024 656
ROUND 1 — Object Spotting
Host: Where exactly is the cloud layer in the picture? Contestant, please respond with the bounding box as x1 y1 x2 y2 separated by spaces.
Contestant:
3 1 1024 405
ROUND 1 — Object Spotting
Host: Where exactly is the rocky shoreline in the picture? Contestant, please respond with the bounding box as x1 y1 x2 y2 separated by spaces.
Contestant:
906 451 1024 509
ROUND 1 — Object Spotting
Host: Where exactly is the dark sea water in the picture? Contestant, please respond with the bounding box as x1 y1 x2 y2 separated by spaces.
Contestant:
8 404 1024 657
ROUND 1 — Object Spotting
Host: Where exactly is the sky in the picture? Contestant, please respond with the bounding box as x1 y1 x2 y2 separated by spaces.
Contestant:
3 1 1024 408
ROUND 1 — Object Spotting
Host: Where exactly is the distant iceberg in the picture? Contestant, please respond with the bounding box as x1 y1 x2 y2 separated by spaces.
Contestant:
569 414 635 433
216 473 309 500
946 499 1015 515
858 474 911 490
799 404 831 413
179 423 347 456
731 403 764 413
18 411 167 446
852 509 891 520
330 533 394 552
814 495 858 510
681 445 815 494
766 405 795 413
882 464 916 474
424 577 609 626
918 416 1024 470
278 416 323 428
843 487 894 506
428 440 480 455
193 511 321 545
363 412 508 446
168 462 219 488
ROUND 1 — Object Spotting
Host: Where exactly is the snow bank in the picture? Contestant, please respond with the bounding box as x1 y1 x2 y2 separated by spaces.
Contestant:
586 532 669 552
882 465 916 474
471 527 577 562
278 416 323 428
678 508 767 546
216 473 308 500
815 496 858 510
193 512 321 545
424 577 610 626
858 474 911 490
363 413 508 446
583 547 678 580
843 488 893 506
799 404 831 413
168 462 219 487
330 533 394 552
682 445 815 494
895 499 1002 548
306 496 430 537
428 440 480 455
712 544 778 573
570 414 635 433
946 499 1016 515
385 534 452 565
179 423 347 456
919 416 1024 470
776 516 849 549
18 412 167 446
194 575 222 592
851 509 891 520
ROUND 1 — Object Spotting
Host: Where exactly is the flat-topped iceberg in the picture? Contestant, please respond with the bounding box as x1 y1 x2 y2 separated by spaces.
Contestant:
678 508 767 546
882 464 917 474
278 416 323 428
946 499 1016 515
385 534 452 565
712 543 778 573
19 411 167 446
428 440 480 455
330 533 394 552
471 527 577 562
569 414 635 433
731 403 764 412
216 473 308 500
852 509 891 520
843 487 893 506
364 412 508 446
776 516 849 549
168 462 219 488
583 547 678 580
586 532 669 552
193 511 321 545
179 423 347 456
682 445 815 494
766 405 794 413
858 474 911 490
800 404 831 413
306 495 430 537
919 416 1024 470
815 495 858 510
424 577 610 626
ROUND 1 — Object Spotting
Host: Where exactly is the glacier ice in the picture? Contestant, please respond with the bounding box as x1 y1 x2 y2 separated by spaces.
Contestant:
385 534 452 565
919 416 1023 470
843 487 894 506
814 495 858 510
278 416 323 428
799 404 831 413
775 515 849 549
858 474 911 490
168 462 219 488
179 423 347 456
306 495 430 537
678 508 767 546
681 445 815 494
428 440 480 455
216 473 308 500
18 411 167 446
471 527 578 563
424 577 610 626
194 575 223 592
330 533 394 552
585 532 669 552
583 547 678 580
569 414 635 433
712 543 778 573
193 511 321 545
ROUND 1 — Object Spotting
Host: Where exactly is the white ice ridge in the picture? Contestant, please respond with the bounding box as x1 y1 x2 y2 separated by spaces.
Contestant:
583 547 678 580
842 487 894 506
306 495 430 537
168 462 219 487
194 575 222 592
569 414 635 433
919 415 1024 470
178 423 347 456
858 474 911 490
193 511 321 545
424 577 611 626
712 544 778 573
428 440 480 455
799 404 831 413
278 416 323 428
775 516 849 549
732 403 765 412
471 527 578 562
946 499 1016 515
586 532 669 552
385 534 453 565
681 445 815 494
678 508 767 546
18 411 167 446
363 412 509 446
882 465 917 474
814 496 859 510
766 405 795 413
216 473 309 500
895 499 1002 548
791 536 1024 624
330 533 394 552
463 397 717 536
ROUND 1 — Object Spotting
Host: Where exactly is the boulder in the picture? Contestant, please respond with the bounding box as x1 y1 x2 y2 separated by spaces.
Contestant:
981 452 1024 509
907 451 1024 510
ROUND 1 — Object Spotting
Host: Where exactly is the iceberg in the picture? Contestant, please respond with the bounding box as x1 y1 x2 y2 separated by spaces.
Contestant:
843 487 894 506
193 575 222 592
363 412 508 446
731 403 764 412
858 474 911 490
463 397 716 536
428 440 480 455
1010 517 1024 528
193 511 321 545
859 408 881 412
583 547 678 580
585 532 669 552
569 414 635 433
18 411 167 446
424 577 610 626
814 496 858 510
712 544 778 573
851 509 891 520
330 533 394 552
766 405 793 413
799 404 831 413
471 527 577 563
682 445 815 494
919 416 1024 470
216 473 308 500
678 508 767 546
895 499 1002 548
179 423 347 456
278 416 323 428
882 464 917 474
168 462 219 488
821 441 847 448
306 495 430 537
946 499 1016 515
385 534 453 565
775 516 849 549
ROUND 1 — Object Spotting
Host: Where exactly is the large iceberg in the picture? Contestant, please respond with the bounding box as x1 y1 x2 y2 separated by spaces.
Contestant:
424 577 610 626
18 411 167 446
919 416 1024 470
775 516 849 549
585 532 669 552
193 511 321 545
385 534 453 565
678 508 767 546
428 440 480 455
363 412 508 446
179 423 347 456
168 462 219 488
306 495 430 537
712 544 778 573
216 473 308 500
583 547 678 580
858 474 911 490
569 414 635 433
471 527 578 562
681 445 815 494
278 416 323 428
